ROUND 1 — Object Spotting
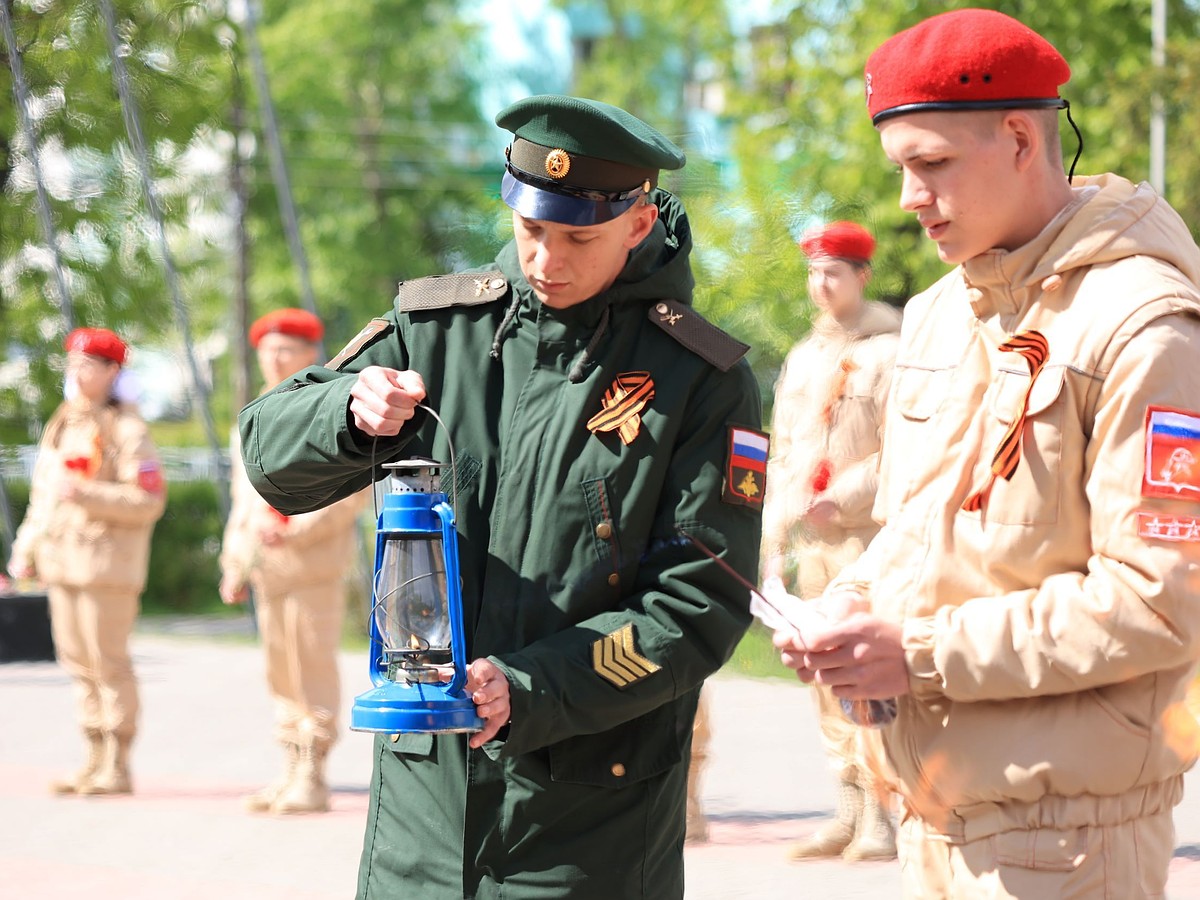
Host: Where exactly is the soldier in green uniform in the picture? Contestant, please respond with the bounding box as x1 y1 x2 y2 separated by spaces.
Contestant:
238 95 764 899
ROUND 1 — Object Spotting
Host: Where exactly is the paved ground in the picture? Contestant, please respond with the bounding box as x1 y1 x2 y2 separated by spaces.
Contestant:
3 621 1200 898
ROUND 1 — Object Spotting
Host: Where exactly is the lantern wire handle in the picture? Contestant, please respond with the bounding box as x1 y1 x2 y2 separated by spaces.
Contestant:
368 402 460 521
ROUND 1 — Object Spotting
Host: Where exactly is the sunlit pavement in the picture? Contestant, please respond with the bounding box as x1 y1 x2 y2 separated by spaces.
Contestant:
2 627 1200 899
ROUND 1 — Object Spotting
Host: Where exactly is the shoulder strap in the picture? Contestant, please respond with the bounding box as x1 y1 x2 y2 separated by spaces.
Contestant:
396 270 509 313
647 299 750 372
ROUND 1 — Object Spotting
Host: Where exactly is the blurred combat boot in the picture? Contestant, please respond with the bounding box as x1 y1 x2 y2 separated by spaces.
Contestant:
788 777 861 860
245 742 300 813
842 786 897 862
50 729 104 795
272 740 330 814
78 733 132 796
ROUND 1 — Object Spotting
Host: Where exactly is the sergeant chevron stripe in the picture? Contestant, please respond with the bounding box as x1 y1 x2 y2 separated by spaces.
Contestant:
592 623 661 689
963 330 1050 512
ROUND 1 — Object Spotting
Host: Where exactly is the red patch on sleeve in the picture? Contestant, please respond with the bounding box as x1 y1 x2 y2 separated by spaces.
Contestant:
1142 406 1200 501
137 461 164 495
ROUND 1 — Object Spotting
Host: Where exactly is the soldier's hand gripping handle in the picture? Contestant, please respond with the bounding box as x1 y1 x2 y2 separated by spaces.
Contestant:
348 367 427 437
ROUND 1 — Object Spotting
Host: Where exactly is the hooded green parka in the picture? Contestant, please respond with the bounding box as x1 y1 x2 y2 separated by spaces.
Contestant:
239 192 762 899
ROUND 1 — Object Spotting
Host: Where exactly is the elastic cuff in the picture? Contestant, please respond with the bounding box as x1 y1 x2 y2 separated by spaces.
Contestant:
902 616 944 698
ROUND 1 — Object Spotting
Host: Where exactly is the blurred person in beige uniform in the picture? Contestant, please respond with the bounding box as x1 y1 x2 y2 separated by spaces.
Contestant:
220 308 368 814
8 327 166 796
776 10 1200 898
760 222 900 862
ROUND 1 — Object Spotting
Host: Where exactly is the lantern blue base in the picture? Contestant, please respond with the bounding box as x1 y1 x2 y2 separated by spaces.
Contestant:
350 683 484 734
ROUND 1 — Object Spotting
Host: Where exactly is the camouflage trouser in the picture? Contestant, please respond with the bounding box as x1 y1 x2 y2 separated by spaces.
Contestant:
48 584 140 740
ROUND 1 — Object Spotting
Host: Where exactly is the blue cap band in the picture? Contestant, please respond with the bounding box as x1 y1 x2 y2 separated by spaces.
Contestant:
500 170 645 226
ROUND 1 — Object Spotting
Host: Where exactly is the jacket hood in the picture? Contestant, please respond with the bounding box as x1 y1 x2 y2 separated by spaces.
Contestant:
963 174 1200 300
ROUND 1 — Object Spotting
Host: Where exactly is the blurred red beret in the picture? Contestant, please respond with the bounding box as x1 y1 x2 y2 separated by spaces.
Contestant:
865 9 1070 126
800 221 875 263
64 327 128 365
249 308 324 348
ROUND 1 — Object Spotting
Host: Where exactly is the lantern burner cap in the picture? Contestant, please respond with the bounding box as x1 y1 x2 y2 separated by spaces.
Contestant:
384 457 447 494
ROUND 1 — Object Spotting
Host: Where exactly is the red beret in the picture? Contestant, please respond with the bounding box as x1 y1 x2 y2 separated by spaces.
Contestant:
865 9 1070 126
249 308 324 348
64 328 128 365
800 222 875 263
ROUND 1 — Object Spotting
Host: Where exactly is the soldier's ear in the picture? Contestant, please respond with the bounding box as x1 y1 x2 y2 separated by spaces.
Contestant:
623 201 659 249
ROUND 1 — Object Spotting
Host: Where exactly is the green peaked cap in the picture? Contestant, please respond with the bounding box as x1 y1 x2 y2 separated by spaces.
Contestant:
495 94 686 171
495 95 685 225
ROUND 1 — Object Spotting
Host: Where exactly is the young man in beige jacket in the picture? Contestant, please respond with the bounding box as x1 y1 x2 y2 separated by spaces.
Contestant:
9 328 166 796
220 309 368 814
777 10 1200 897
761 222 900 862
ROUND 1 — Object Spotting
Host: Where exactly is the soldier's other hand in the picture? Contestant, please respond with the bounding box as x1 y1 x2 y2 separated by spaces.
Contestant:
465 657 512 749
219 573 249 605
349 367 426 437
7 559 34 580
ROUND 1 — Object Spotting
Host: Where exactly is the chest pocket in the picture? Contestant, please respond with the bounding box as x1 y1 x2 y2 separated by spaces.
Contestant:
974 365 1067 525
893 365 952 422
581 477 622 591
889 365 955 502
834 368 882 461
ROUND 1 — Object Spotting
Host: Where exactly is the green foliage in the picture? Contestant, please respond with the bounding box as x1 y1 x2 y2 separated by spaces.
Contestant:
1 0 234 426
246 0 502 333
146 478 224 612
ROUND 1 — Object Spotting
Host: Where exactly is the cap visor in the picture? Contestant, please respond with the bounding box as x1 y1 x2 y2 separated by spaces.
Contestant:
500 171 636 226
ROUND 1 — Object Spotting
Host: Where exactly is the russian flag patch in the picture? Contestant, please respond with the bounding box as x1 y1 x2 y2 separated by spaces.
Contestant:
1142 406 1200 501
725 426 769 508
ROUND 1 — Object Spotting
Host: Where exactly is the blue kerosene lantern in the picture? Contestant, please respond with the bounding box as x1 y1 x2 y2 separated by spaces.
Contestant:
350 458 483 734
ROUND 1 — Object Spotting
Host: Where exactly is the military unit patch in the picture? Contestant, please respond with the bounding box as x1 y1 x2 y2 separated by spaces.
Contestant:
725 426 769 507
1142 406 1200 501
592 623 661 689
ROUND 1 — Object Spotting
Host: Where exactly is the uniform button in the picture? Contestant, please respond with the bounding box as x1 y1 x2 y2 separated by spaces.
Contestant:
490 277 506 290
595 521 612 540
611 763 626 777
607 573 620 588
390 734 400 743
655 302 668 314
